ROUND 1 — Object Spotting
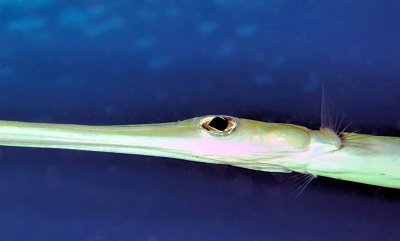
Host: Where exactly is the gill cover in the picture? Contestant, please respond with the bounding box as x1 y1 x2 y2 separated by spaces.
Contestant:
194 115 314 172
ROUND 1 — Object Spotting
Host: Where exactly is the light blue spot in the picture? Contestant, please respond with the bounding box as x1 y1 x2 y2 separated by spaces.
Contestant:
149 56 171 70
58 8 89 27
137 8 155 19
214 0 244 7
214 0 226 6
0 66 14 78
88 4 109 16
134 37 156 49
235 24 257 37
0 0 52 7
216 44 234 58
254 74 273 85
197 21 218 34
0 49 14 58
270 55 286 69
35 31 50 41
86 17 122 37
165 6 181 16
7 17 45 31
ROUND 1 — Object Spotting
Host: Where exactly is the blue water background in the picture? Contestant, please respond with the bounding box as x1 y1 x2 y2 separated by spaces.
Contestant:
0 0 399 240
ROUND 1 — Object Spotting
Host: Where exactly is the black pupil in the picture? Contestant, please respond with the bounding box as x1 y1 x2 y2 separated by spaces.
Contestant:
208 117 229 131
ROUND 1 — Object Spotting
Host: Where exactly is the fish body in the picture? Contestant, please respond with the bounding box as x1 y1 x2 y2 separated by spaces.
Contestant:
0 116 398 188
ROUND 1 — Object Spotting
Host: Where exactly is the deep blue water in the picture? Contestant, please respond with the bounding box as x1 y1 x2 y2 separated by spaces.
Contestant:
0 0 399 240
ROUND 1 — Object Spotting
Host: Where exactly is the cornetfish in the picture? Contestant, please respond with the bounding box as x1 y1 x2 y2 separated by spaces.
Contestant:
0 115 398 188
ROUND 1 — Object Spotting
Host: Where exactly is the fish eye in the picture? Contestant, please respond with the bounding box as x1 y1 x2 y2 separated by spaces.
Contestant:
199 116 237 135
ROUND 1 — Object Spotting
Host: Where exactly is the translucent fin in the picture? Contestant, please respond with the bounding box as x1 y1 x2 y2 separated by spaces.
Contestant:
320 86 347 136
273 172 316 199
293 174 316 199
321 85 335 130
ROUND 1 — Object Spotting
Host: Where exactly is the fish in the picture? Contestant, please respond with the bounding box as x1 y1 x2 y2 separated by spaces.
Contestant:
0 113 398 189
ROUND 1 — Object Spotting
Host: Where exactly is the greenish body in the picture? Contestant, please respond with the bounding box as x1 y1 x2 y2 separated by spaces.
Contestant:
286 134 400 189
0 116 398 189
